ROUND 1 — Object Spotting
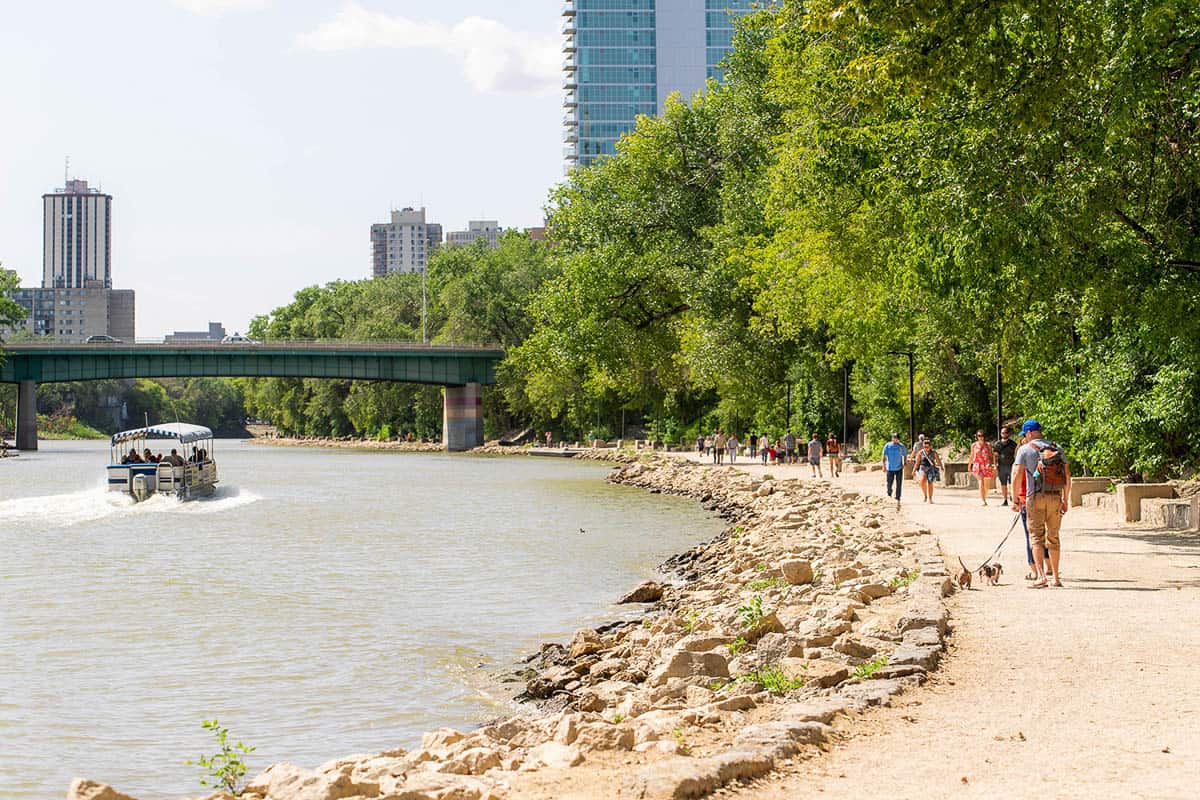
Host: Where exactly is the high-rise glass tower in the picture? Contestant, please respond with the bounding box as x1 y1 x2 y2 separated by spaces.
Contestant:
563 0 756 168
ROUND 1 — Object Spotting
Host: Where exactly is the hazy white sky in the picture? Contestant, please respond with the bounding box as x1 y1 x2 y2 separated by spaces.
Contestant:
0 1 562 337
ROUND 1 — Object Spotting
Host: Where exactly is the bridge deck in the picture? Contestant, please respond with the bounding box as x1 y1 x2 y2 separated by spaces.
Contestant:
0 341 504 386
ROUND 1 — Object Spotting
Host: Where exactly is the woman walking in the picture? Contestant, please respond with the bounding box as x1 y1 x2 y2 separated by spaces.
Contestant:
759 433 769 464
727 432 739 464
915 439 943 503
969 429 997 505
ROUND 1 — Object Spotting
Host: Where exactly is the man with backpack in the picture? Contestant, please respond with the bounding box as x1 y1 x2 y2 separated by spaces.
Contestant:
1012 420 1071 588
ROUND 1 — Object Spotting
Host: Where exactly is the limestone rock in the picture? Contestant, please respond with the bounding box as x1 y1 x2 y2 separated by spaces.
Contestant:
780 657 848 689
780 559 814 585
751 632 805 664
569 629 604 658
618 581 664 604
573 721 635 751
390 772 487 799
648 649 729 687
833 635 878 659
858 582 892 600
525 741 585 770
888 642 941 670
67 780 140 800
242 761 379 800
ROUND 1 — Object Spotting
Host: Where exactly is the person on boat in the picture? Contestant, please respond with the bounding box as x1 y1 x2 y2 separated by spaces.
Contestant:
143 448 157 463
197 448 208 463
125 450 143 464
168 449 185 466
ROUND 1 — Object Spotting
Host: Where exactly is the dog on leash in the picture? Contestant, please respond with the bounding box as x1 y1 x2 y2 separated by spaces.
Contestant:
956 557 973 590
978 562 1003 586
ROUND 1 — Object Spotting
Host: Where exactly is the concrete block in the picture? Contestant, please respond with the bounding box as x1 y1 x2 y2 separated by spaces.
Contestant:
1116 483 1176 523
1082 492 1117 512
1070 477 1116 507
1141 498 1194 530
942 461 970 488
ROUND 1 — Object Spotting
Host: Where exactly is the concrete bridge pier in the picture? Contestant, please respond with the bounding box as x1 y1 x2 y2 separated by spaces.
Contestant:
443 382 483 452
16 380 38 451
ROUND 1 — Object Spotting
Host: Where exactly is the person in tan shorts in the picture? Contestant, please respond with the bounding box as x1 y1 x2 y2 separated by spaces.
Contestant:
1012 419 1071 587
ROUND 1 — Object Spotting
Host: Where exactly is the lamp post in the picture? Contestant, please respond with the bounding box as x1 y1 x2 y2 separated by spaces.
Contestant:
888 350 915 447
996 362 1003 441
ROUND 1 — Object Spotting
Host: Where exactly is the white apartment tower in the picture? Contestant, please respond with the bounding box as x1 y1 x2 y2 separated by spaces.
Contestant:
43 179 112 289
371 207 441 276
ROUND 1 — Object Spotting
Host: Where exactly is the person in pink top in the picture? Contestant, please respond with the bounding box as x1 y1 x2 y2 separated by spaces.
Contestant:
969 430 997 505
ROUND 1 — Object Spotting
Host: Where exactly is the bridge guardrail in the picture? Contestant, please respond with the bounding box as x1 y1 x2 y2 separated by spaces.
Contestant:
2 339 505 353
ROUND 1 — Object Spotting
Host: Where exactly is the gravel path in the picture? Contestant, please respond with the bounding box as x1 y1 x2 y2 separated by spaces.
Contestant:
684 457 1200 799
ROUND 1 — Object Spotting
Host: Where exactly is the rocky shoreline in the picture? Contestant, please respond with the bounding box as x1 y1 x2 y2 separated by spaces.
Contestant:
69 455 953 800
245 436 444 453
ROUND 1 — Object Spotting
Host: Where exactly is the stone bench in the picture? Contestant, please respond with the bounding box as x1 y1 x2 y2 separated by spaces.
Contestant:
1070 477 1116 507
1082 492 1117 513
940 461 972 488
1141 497 1197 530
1117 483 1177 523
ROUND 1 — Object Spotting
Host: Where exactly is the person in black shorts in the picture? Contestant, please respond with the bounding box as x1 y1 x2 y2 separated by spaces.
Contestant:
993 426 1018 507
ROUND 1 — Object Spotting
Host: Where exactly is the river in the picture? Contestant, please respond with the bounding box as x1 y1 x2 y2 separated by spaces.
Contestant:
0 441 723 799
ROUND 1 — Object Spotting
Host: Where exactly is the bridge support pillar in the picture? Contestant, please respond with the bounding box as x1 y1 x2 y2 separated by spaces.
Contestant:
16 380 38 452
443 382 483 452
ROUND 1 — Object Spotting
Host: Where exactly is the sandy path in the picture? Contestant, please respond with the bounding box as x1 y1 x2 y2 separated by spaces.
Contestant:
664 453 1200 799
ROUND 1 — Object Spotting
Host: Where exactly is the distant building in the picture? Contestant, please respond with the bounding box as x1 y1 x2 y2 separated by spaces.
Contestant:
6 286 135 342
1 176 136 342
371 207 441 276
43 179 113 289
165 322 227 343
445 220 501 249
527 226 549 242
563 0 758 168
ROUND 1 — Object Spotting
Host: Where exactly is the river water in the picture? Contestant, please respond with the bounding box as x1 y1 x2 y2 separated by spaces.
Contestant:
0 441 722 799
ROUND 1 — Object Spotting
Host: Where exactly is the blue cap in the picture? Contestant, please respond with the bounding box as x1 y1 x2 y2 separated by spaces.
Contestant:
1021 420 1042 435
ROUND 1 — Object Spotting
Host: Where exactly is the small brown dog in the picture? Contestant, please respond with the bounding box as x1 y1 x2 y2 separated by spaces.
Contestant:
956 557 973 590
978 562 1003 586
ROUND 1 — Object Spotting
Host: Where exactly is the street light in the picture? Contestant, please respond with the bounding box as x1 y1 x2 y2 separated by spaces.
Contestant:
888 350 915 447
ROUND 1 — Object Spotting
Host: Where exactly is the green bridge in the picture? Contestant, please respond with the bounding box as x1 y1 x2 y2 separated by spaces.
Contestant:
0 341 504 452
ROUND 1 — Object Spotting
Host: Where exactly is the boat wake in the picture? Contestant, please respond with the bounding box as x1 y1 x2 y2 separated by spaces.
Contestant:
0 485 262 530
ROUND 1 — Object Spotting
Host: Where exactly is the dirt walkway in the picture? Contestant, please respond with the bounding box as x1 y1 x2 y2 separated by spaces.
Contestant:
670 452 1200 799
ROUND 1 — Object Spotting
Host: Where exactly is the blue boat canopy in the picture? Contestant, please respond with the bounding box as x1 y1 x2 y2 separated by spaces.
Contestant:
111 423 213 446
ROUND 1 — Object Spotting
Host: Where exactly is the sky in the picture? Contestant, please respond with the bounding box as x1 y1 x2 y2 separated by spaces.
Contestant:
0 0 563 338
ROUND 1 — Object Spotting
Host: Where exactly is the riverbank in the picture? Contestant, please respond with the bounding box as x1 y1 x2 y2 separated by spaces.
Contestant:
69 454 952 800
244 435 443 452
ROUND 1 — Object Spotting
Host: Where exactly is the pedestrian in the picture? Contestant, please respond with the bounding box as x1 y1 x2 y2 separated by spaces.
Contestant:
713 429 726 464
759 433 769 464
825 432 842 477
748 432 757 459
969 429 997 505
696 433 705 458
727 432 739 464
784 430 796 465
1012 420 1071 588
882 433 907 507
807 432 824 477
993 426 1017 506
914 439 943 503
545 430 553 448
704 434 712 458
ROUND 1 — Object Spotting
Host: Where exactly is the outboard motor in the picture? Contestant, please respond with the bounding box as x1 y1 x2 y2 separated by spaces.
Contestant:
132 474 151 502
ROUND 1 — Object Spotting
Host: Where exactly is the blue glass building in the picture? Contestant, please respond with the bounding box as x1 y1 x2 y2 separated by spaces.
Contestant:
563 0 757 168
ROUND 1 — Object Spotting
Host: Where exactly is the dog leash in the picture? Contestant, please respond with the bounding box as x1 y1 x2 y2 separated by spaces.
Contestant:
971 510 1023 573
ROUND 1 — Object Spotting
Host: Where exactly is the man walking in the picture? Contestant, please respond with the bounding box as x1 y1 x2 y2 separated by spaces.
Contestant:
713 429 726 465
882 433 907 508
993 426 1018 506
784 430 796 465
1012 420 1071 588
807 432 824 477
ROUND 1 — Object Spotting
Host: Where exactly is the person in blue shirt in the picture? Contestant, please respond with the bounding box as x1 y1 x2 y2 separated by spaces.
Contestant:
882 433 908 506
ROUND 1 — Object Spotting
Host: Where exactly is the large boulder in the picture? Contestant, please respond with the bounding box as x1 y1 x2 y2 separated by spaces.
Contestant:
648 649 730 687
569 629 604 658
618 581 664 604
67 780 140 800
780 559 814 585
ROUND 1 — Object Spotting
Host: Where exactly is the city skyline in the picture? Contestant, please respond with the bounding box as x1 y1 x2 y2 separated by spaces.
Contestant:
0 1 564 338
